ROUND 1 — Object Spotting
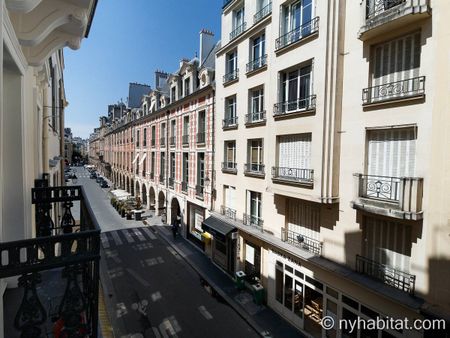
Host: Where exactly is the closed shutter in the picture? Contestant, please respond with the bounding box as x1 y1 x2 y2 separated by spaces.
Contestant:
287 199 320 240
367 128 416 178
278 134 311 169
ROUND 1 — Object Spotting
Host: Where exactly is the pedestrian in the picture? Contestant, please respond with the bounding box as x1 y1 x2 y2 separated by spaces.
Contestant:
171 222 178 239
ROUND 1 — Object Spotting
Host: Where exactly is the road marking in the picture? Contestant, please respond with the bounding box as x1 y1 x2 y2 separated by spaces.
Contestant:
100 233 110 248
111 231 123 246
151 291 162 302
132 228 146 242
141 227 157 240
198 305 213 320
116 302 128 318
126 268 150 287
123 229 135 243
152 327 162 338
158 317 179 338
166 246 182 260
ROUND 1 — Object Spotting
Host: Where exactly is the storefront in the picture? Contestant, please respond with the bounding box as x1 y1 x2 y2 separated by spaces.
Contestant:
187 202 205 250
202 216 237 275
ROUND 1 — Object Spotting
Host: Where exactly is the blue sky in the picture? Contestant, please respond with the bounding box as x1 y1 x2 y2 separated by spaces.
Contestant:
64 0 222 138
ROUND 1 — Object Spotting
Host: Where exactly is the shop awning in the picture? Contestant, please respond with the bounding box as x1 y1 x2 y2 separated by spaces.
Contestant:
132 153 139 164
138 153 147 165
202 216 236 240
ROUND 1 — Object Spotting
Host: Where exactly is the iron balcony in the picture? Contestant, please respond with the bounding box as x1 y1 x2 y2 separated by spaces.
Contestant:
223 69 239 84
160 137 166 147
243 213 263 231
220 205 236 221
245 111 266 125
272 167 314 186
275 17 319 51
195 185 204 198
221 161 237 174
182 134 189 146
362 76 425 105
254 2 272 24
222 116 238 129
230 22 247 40
281 228 322 256
196 132 206 144
244 163 265 177
273 95 316 117
169 136 176 146
246 54 267 73
181 181 188 193
159 174 165 184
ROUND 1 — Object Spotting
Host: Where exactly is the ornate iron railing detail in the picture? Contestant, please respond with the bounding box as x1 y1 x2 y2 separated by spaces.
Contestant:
243 213 263 230
356 255 415 294
181 181 188 193
196 185 204 198
245 111 266 124
220 205 236 220
197 132 206 144
182 134 189 145
274 95 316 116
221 161 237 173
275 17 319 50
254 2 272 23
222 116 238 129
246 54 267 73
282 228 322 255
223 69 239 84
359 174 401 202
362 76 425 104
244 163 265 175
366 0 405 20
1 184 100 338
272 167 314 184
230 22 247 40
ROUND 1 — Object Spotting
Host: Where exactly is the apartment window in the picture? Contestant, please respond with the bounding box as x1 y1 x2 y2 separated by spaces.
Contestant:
287 199 320 243
170 152 175 179
197 153 205 196
183 116 189 145
248 88 264 123
143 128 147 147
225 50 238 82
223 96 237 128
197 110 206 144
160 152 166 180
151 152 155 177
250 34 266 70
247 191 262 224
223 185 236 214
182 153 189 190
277 64 313 114
171 86 176 102
136 130 140 148
247 139 264 172
160 123 166 146
365 32 423 104
234 6 245 29
225 141 236 167
282 0 312 37
151 126 156 146
275 134 312 182
170 120 176 146
184 77 191 96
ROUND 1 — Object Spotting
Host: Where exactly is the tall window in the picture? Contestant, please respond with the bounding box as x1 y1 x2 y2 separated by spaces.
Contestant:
160 152 165 179
282 0 312 35
184 77 191 96
182 153 189 183
281 64 312 111
233 7 245 30
248 139 263 172
197 153 205 193
198 110 206 133
250 88 264 121
170 152 175 179
136 130 140 148
143 128 147 147
247 191 262 223
170 119 176 145
171 86 176 102
160 123 166 146
224 141 236 168
252 34 266 62
151 152 155 176
226 96 237 121
277 134 312 181
183 116 189 136
227 50 238 74
151 126 156 146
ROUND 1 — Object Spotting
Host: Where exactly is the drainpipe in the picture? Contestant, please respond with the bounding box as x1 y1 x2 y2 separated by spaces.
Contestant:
43 86 49 174
165 110 170 222
210 87 215 212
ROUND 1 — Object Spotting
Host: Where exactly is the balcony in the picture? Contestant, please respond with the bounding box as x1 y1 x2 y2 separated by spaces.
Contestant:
222 116 238 130
243 213 263 231
274 95 316 119
195 185 204 199
245 111 266 126
169 136 176 147
221 161 237 174
362 76 425 106
254 2 272 24
181 181 188 193
246 55 267 74
159 174 165 184
356 255 415 295
223 69 239 85
359 0 431 40
352 174 423 220
160 137 166 147
220 205 236 220
272 167 314 187
244 163 265 178
182 134 189 146
0 184 100 338
281 228 322 256
230 22 247 41
196 132 206 145
169 177 174 189
275 17 319 52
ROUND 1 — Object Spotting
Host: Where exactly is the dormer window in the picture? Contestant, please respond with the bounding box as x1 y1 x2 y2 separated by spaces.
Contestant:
184 77 191 96
171 86 176 102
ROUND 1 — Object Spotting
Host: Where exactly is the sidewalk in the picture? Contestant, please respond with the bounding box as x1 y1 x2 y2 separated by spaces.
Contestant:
151 222 305 338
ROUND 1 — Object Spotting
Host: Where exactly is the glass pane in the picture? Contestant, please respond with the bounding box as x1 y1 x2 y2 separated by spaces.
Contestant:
294 280 304 318
276 268 283 303
284 274 293 310
291 2 301 30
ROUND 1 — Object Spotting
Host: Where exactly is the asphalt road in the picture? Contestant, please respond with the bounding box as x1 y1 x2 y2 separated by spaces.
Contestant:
73 167 259 338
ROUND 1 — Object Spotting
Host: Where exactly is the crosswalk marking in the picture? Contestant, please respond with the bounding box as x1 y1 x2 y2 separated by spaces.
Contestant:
198 305 213 320
123 229 135 243
141 227 157 240
132 228 146 242
111 231 123 246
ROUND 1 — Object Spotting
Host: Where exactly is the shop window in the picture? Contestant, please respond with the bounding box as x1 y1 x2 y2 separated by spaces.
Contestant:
276 267 283 303
361 305 379 320
284 274 293 310
305 276 323 290
326 286 338 299
325 300 338 338
293 280 304 318
342 308 358 338
342 295 359 310
304 285 323 337
215 239 227 255
295 270 304 279
244 243 261 280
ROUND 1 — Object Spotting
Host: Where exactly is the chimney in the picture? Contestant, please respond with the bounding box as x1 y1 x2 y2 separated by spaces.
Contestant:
199 29 215 67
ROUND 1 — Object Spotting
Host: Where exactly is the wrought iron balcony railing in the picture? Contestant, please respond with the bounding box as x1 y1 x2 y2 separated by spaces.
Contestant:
220 205 237 220
366 0 405 20
221 161 237 174
169 177 174 188
196 185 204 198
353 174 423 219
245 111 266 125
356 255 415 294
181 181 188 193
254 2 272 23
244 163 265 176
275 17 319 50
362 76 425 105
274 95 316 116
281 228 322 255
222 116 238 129
169 136 176 146
0 184 100 338
272 167 314 184
197 132 206 144
246 54 267 73
160 137 166 147
182 134 189 146
230 22 247 40
243 213 263 230
223 69 239 84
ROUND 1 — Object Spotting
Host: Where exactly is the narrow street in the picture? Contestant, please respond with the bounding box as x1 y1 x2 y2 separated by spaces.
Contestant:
75 167 259 338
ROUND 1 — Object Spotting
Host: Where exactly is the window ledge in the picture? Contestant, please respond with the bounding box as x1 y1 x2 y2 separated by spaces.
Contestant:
362 94 425 109
273 107 316 120
275 31 319 56
246 64 267 77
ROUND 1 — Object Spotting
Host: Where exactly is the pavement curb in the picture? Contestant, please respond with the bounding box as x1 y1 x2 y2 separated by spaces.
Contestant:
150 223 270 338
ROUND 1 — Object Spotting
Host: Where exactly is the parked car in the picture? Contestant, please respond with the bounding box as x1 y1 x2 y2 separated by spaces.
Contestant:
100 180 109 188
90 172 97 179
95 176 103 183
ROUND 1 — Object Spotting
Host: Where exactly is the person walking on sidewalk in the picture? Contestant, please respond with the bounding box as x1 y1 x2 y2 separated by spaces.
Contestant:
171 222 179 239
